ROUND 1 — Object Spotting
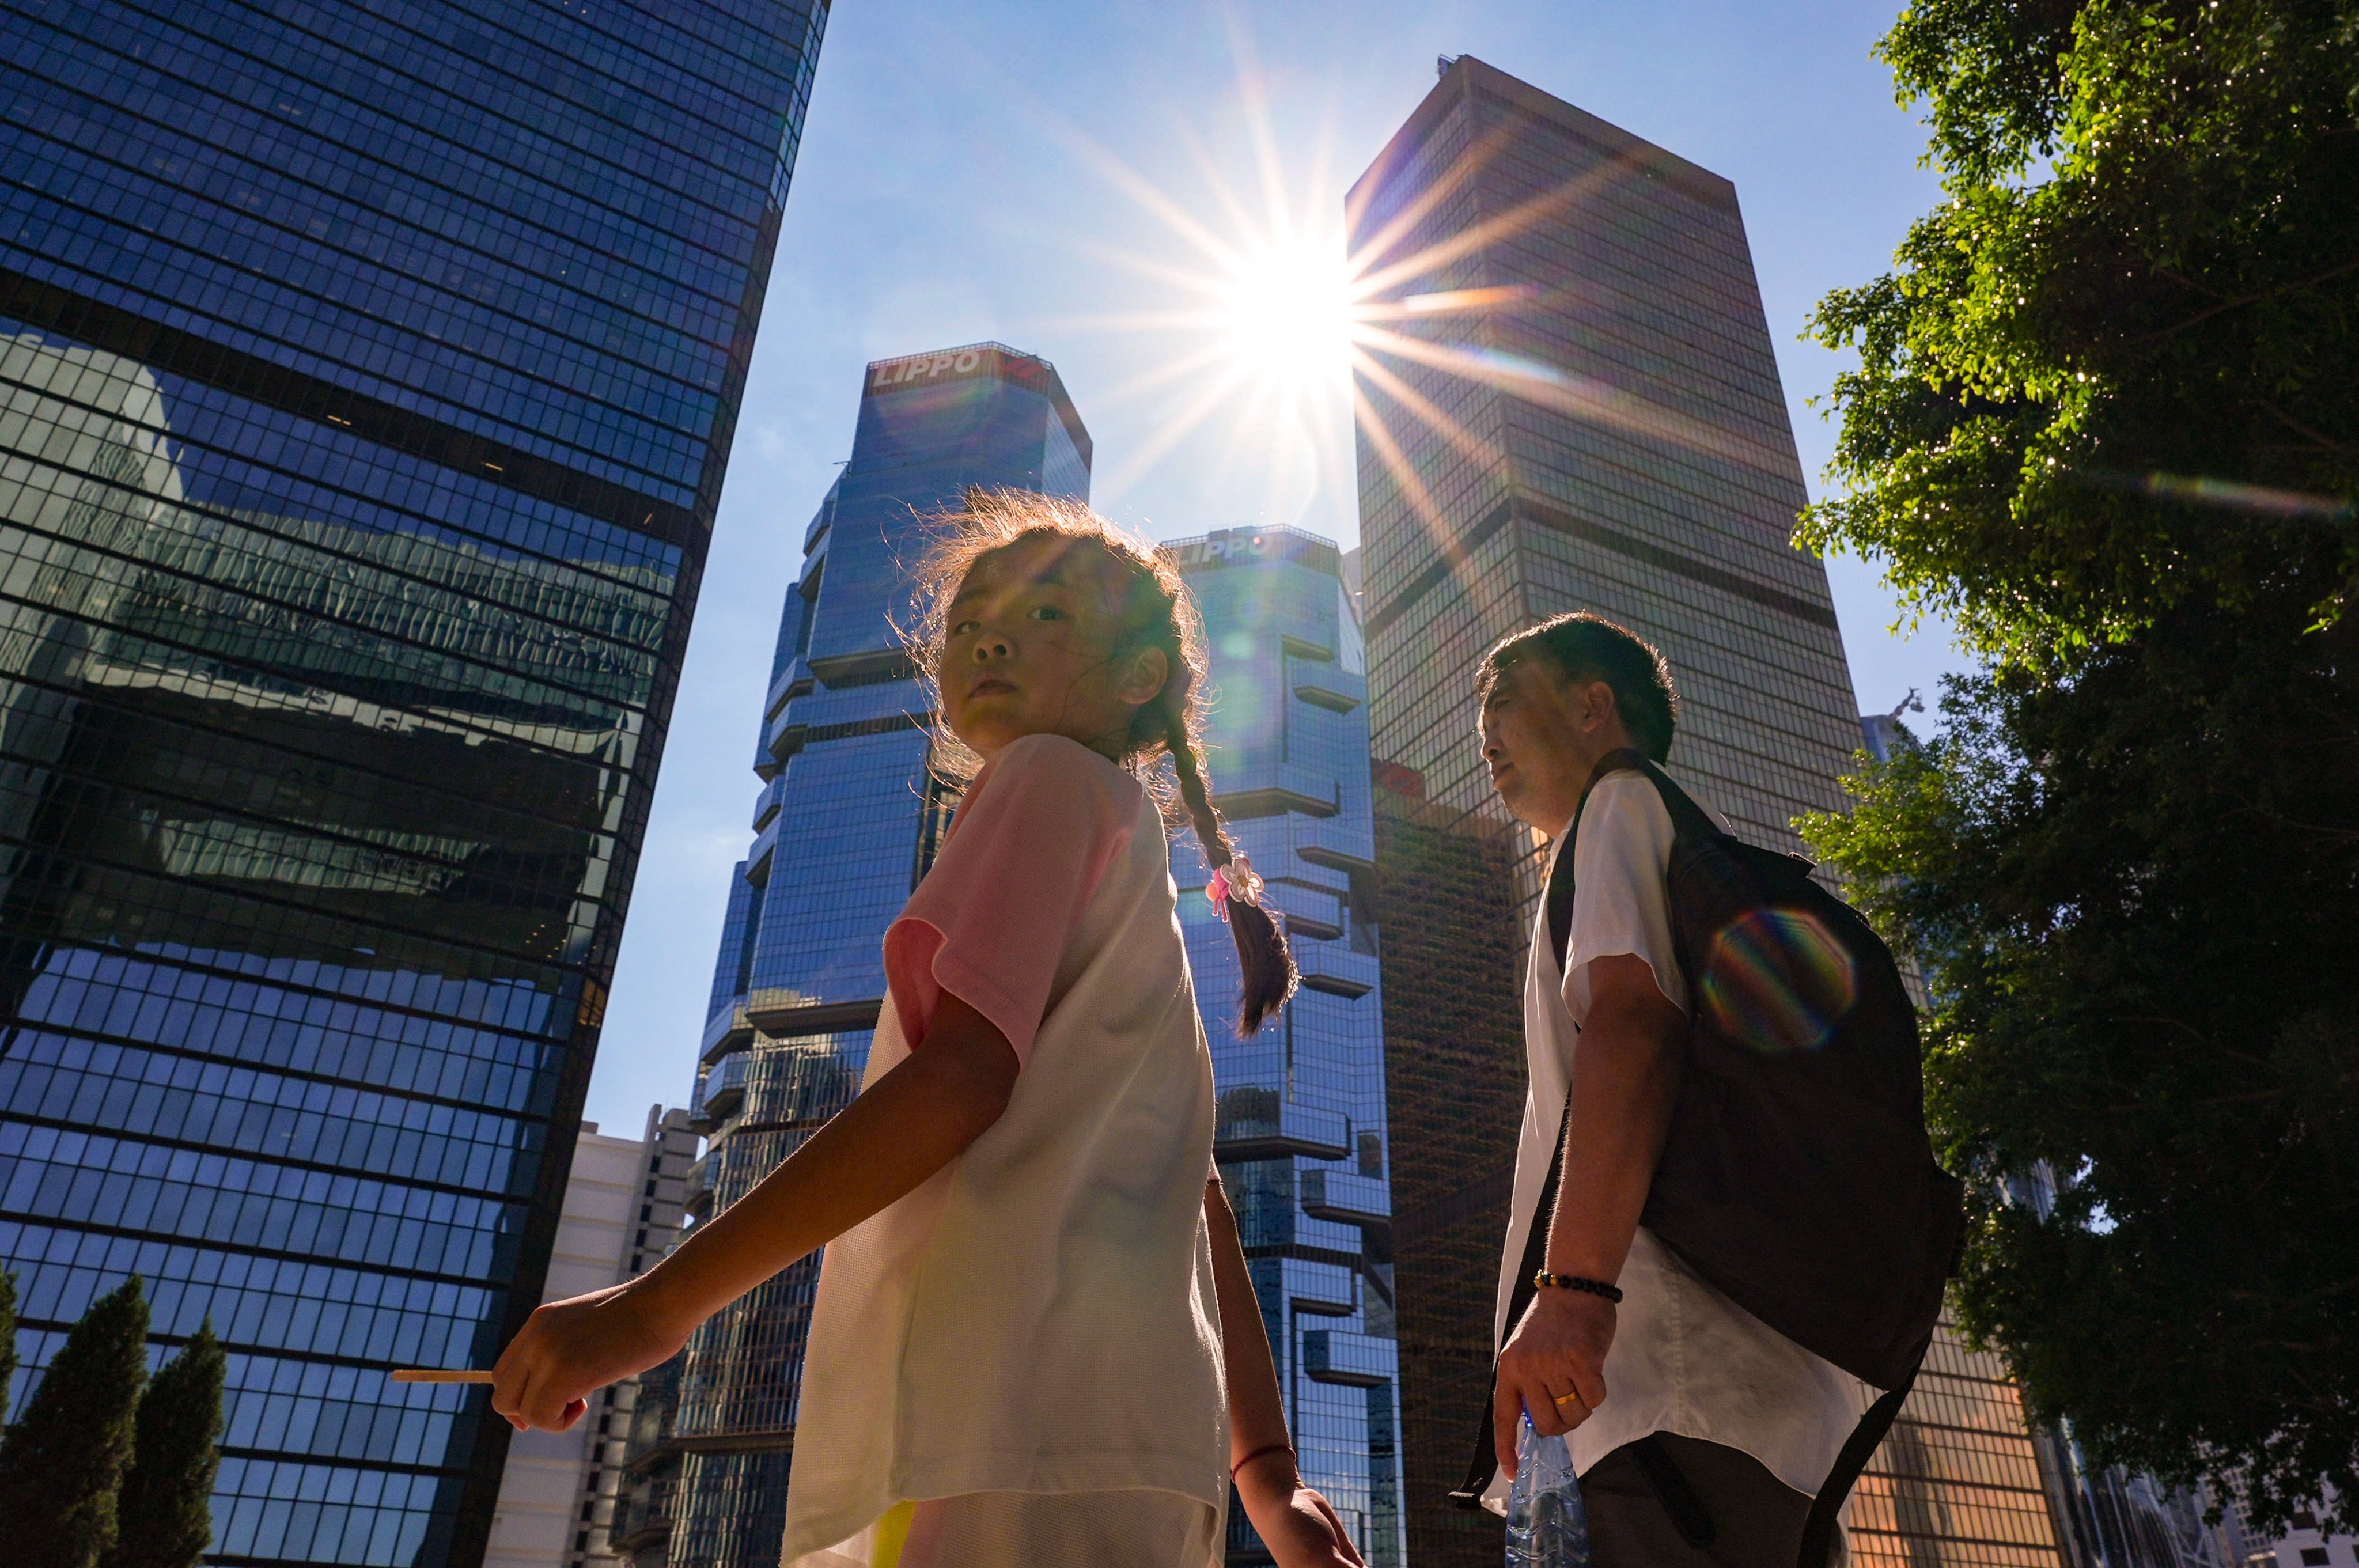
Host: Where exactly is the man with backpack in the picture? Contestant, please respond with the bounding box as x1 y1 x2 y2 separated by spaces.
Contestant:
1453 612 1959 1566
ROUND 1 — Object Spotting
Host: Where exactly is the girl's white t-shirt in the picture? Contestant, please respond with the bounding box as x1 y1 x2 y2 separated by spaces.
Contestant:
1486 771 1864 1522
779 734 1229 1567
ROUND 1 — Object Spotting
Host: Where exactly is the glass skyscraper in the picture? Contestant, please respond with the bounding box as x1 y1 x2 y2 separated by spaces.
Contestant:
641 342 1093 1568
1347 54 2065 1567
1167 525 1401 1567
0 3 826 1564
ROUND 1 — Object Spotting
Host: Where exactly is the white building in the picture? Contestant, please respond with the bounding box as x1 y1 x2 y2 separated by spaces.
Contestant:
484 1107 697 1568
2244 1488 2355 1568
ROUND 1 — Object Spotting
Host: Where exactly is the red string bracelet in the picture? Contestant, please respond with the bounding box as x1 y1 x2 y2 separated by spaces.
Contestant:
1232 1441 1295 1481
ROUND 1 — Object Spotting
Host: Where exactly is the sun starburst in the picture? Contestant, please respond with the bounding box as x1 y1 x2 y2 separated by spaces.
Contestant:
1032 37 1778 554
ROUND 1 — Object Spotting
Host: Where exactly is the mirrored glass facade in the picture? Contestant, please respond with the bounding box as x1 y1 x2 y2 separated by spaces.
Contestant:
1346 54 2063 1567
644 343 1093 1568
0 2 827 1562
1168 526 1402 1566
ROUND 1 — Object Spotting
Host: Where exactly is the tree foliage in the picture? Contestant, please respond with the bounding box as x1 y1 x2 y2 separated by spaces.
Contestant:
1806 0 2357 657
100 1321 225 1568
1798 0 2359 1533
0 1278 150 1568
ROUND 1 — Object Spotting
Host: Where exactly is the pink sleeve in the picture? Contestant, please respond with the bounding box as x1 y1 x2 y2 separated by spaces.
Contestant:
883 734 1142 1065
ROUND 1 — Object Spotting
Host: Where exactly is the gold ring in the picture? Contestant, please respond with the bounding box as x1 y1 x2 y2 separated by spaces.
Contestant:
1552 1391 1581 1407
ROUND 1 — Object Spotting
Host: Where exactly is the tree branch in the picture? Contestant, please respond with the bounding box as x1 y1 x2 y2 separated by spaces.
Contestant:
2127 256 2359 345
2257 400 2358 460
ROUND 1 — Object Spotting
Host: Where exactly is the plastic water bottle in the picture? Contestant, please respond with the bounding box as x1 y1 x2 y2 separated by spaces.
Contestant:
1505 1413 1590 1567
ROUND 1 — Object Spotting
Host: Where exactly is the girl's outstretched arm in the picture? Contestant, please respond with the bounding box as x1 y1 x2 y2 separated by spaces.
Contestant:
1207 1174 1368 1568
491 992 1020 1430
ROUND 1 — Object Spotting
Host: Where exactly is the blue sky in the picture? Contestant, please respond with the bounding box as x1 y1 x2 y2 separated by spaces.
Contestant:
581 0 1971 1131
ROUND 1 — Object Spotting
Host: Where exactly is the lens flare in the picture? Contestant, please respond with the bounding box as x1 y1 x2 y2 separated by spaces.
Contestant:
1695 907 1858 1054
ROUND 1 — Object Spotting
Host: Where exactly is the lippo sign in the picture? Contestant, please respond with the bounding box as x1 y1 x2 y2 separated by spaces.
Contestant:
1164 532 1274 569
866 346 998 394
1164 528 1343 580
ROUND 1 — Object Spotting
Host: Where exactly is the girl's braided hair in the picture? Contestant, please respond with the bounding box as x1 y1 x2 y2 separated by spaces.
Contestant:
907 488 1297 1036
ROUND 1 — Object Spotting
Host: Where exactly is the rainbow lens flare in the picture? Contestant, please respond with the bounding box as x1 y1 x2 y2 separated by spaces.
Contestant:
1696 908 1858 1054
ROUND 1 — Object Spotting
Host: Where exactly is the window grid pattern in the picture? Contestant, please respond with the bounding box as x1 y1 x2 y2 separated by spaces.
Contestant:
1849 1319 2068 1567
2 0 825 503
0 1 826 1561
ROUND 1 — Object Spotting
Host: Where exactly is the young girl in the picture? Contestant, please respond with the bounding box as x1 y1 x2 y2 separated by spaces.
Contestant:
491 492 1365 1568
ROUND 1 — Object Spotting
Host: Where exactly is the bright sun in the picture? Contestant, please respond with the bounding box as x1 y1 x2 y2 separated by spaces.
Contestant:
1213 243 1359 391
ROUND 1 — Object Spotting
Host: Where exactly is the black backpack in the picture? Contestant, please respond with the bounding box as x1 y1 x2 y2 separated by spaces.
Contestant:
1452 749 1964 1567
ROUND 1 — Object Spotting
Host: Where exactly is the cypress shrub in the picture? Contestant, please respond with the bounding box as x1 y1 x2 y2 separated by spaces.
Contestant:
101 1320 226 1568
0 1277 150 1567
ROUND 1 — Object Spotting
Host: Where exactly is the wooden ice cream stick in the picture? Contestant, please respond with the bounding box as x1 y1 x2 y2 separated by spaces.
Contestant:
391 1369 495 1384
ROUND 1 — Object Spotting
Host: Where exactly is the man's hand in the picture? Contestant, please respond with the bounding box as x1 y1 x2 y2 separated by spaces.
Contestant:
1235 1450 1368 1568
1492 1288 1616 1478
491 1279 694 1432
1489 952 1682 1478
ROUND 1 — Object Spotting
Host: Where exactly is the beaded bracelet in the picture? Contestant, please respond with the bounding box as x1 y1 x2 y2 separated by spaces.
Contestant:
1532 1271 1623 1304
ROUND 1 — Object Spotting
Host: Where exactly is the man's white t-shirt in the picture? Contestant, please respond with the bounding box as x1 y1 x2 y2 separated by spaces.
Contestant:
1485 770 1863 1517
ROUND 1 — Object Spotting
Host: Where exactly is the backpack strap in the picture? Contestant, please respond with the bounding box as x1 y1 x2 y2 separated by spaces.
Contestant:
1796 1342 1926 1567
1546 748 1656 970
1623 751 1725 846
1449 1089 1571 1508
1455 745 1658 1507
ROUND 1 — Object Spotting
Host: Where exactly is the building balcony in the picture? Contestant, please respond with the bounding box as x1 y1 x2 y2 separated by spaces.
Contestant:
1290 812 1377 877
1281 1256 1361 1315
1216 1092 1350 1163
1294 940 1378 1000
683 1153 715 1221
691 1053 749 1134
1302 1329 1396 1388
1290 662 1365 715
701 1005 753 1064
1300 1169 1391 1229
765 657 810 724
1213 763 1339 820
751 773 787 832
744 813 779 888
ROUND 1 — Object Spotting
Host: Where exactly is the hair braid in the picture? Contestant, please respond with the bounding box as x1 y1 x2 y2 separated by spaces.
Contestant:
1167 711 1297 1037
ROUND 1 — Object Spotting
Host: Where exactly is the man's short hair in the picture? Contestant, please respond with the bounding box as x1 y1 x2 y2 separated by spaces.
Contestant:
1478 612 1680 762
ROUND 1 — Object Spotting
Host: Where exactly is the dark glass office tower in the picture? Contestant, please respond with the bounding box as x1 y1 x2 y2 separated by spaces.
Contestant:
0 3 827 1563
1349 56 2085 1568
1165 525 1400 1567
658 343 1091 1568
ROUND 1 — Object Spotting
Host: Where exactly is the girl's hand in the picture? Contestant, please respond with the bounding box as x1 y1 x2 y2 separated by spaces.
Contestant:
490 1280 694 1431
1234 1451 1368 1568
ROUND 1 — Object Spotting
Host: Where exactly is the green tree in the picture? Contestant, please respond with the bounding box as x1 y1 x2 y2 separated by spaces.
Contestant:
0 1278 150 1567
99 1321 225 1568
1796 0 2359 1535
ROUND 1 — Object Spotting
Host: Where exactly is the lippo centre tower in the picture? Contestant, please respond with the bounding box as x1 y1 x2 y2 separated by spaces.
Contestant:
1168 525 1403 1567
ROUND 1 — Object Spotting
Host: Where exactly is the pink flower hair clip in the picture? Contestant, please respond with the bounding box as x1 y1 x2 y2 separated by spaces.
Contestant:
1206 853 1265 921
